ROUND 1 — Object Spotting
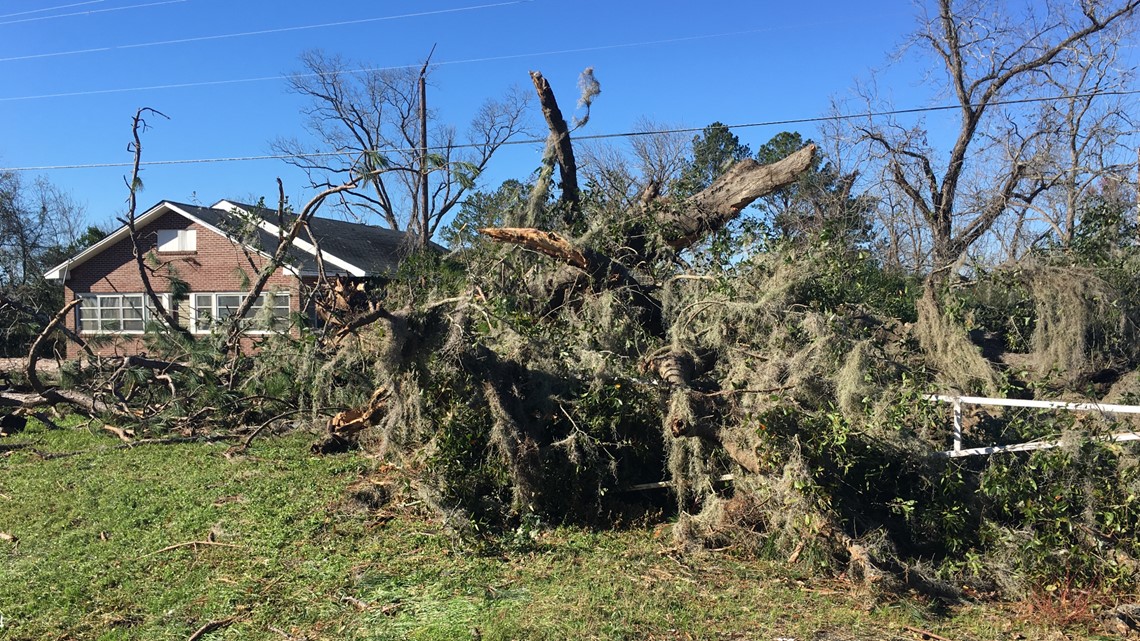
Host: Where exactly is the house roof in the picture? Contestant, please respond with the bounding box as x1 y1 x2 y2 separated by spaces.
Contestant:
219 201 431 275
44 199 425 282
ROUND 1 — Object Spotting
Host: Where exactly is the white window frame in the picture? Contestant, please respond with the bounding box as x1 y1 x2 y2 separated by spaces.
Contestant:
76 293 170 334
190 291 291 335
156 229 197 252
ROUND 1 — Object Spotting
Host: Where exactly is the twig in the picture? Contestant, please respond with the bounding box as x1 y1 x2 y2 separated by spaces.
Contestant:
187 616 236 641
903 625 953 641
696 385 793 397
269 626 300 640
102 424 134 443
233 408 304 454
145 540 242 557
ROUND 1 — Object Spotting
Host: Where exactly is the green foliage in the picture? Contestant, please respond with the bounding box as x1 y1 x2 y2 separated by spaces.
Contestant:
979 441 1140 592
752 131 875 247
440 179 529 250
672 122 751 198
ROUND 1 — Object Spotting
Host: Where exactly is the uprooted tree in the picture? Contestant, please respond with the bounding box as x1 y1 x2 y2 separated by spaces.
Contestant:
9 51 1140 600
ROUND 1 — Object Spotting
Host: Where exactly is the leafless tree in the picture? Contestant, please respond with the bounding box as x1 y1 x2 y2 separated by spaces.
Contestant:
1011 33 1136 252
579 118 690 211
273 50 530 243
0 172 84 293
860 0 1140 280
0 171 87 355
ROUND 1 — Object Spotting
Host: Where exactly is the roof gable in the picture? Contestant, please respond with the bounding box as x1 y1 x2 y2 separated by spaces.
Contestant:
44 199 421 282
42 201 283 281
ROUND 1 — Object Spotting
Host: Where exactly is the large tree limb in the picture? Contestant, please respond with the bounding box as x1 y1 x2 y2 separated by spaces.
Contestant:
479 227 663 335
529 71 580 223
122 108 188 337
26 299 79 395
659 144 816 250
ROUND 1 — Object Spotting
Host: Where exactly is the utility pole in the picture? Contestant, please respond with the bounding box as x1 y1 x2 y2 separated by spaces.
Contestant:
418 45 436 249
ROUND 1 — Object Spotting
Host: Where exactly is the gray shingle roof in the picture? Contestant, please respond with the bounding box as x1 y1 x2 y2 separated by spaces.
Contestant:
175 201 430 276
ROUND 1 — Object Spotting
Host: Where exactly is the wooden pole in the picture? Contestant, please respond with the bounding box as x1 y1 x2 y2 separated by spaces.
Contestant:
418 45 436 248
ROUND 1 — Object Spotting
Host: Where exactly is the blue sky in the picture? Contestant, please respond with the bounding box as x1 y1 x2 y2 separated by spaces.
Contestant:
2 0 935 229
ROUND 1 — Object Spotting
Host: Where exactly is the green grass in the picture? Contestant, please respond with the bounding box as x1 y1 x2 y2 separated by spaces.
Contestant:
0 418 1105 640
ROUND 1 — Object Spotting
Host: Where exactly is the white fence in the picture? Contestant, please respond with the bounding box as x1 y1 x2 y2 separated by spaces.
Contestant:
925 394 1140 458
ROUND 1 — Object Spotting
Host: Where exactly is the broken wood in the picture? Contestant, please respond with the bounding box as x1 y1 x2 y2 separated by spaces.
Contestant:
102 425 134 443
530 70 580 221
658 144 816 250
327 387 390 439
26 299 80 395
479 227 664 335
187 617 237 641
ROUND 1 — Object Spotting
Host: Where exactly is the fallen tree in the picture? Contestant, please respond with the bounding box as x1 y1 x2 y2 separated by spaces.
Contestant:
16 67 1140 602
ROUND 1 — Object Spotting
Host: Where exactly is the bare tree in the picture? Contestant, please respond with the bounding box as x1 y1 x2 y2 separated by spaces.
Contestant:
1012 33 1136 252
273 51 530 243
861 0 1140 280
578 118 690 211
0 173 85 293
0 171 87 355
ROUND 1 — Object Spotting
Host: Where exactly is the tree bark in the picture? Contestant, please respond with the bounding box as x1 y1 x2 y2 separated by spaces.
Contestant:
479 227 663 335
529 71 580 223
658 144 816 250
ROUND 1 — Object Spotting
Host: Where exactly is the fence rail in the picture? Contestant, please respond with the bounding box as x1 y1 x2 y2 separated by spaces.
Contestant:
924 394 1140 458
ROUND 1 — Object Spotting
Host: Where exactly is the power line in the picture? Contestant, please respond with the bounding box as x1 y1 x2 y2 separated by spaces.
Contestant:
0 25 837 102
0 0 187 27
4 89 1138 173
0 0 102 19
0 1 530 63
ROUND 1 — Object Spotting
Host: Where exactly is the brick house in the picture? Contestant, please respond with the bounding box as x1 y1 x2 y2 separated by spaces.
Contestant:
44 199 415 357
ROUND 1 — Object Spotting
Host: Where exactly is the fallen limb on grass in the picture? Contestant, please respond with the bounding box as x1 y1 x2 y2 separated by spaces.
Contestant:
145 539 242 557
187 617 237 641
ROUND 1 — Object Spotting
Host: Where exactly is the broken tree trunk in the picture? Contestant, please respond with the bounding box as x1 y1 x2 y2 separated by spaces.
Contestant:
647 348 764 475
530 71 580 224
659 144 817 250
479 227 663 335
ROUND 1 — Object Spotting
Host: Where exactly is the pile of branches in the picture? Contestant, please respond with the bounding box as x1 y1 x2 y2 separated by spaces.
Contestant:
9 73 1140 601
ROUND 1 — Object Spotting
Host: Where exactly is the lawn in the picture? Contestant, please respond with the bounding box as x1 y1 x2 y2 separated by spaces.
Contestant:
0 417 1096 640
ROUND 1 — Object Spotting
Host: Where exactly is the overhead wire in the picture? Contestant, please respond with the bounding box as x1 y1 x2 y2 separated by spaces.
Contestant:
4 89 1138 172
0 24 847 103
0 0 102 19
0 0 188 27
0 0 531 63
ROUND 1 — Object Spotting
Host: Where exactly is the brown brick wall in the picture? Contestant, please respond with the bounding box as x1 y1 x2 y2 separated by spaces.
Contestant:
62 209 302 358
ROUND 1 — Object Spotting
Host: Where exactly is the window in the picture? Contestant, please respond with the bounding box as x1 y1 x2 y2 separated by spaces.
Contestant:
156 229 196 252
76 294 168 333
192 292 290 333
